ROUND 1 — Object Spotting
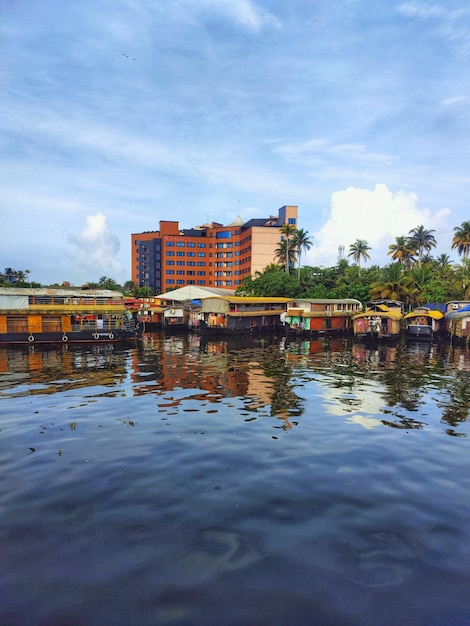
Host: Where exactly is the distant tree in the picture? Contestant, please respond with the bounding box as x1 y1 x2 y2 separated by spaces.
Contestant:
292 228 313 278
408 225 437 265
122 280 137 295
369 263 415 306
279 223 297 273
348 239 371 268
274 239 296 273
98 276 120 290
388 236 415 269
451 221 470 260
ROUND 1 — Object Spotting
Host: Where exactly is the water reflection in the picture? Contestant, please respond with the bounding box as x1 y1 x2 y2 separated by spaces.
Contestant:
1 335 469 436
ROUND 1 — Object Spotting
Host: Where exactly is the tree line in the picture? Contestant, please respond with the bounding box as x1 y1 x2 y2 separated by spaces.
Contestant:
239 221 470 307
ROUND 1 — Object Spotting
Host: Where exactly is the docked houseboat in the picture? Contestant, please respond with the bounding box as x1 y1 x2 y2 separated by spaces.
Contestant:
125 297 164 331
0 287 137 345
285 298 362 336
445 301 470 346
353 299 404 340
198 296 290 335
163 301 201 333
403 303 446 340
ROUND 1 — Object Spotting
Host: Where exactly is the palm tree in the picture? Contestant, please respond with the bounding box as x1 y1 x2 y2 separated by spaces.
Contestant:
408 225 437 266
410 264 433 306
274 239 296 272
387 236 416 269
292 228 313 278
278 223 297 273
348 239 371 269
451 221 470 260
369 263 415 306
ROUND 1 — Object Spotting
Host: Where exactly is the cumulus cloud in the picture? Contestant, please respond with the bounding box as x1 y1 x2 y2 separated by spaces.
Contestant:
68 213 122 278
306 184 451 267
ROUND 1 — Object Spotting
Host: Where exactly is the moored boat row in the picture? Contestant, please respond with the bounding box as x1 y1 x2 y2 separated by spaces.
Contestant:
1 288 469 346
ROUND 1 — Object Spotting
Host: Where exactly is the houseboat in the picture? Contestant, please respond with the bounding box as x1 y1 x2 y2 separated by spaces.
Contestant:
163 301 201 333
0 287 138 345
403 303 446 340
353 299 404 341
285 298 363 336
198 296 290 335
445 301 470 346
125 297 164 331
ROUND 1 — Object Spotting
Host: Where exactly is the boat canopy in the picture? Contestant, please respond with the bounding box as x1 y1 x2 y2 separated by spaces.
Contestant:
353 309 403 321
404 310 444 320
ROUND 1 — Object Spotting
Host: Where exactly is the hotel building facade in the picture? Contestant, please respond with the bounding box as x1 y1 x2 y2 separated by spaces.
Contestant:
131 205 298 294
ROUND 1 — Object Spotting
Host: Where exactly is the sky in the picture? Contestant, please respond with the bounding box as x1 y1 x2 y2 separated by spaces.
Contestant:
2 0 470 286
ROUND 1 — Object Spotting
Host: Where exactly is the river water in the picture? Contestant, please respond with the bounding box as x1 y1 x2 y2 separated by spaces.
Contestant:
1 334 470 625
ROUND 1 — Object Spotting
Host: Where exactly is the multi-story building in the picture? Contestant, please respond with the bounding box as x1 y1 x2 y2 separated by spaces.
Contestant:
131 205 298 294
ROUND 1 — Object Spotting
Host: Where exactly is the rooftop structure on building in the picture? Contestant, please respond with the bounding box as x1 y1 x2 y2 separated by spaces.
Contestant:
131 205 298 295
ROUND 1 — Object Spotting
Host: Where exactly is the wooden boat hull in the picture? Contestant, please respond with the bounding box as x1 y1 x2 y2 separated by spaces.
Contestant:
406 324 433 340
0 329 136 345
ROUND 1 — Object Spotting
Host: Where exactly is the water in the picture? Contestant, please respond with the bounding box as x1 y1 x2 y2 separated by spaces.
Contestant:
1 334 470 625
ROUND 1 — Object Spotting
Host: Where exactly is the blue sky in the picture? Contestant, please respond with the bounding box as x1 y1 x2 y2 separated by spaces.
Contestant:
2 0 469 286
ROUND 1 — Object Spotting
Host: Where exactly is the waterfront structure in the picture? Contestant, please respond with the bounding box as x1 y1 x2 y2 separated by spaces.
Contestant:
285 298 363 336
353 300 404 341
131 205 298 294
0 288 137 344
403 304 446 340
198 296 290 335
445 301 470 346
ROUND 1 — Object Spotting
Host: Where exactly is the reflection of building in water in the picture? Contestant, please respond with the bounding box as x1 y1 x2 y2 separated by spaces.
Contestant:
0 345 127 393
131 336 303 426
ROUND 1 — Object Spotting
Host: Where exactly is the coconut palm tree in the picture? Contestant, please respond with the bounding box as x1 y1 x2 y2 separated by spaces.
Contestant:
274 239 296 273
451 221 470 260
292 228 313 278
408 225 437 266
278 223 297 273
348 239 371 268
387 236 416 269
369 263 415 307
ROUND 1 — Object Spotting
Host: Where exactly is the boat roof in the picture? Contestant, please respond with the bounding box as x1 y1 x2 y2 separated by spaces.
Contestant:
0 287 124 297
404 309 444 320
155 286 234 301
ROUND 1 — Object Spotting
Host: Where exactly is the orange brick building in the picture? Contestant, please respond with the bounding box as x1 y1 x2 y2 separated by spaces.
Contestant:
131 205 298 294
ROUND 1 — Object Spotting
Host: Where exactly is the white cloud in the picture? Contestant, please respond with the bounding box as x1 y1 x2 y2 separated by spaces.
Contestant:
68 213 123 278
306 184 451 267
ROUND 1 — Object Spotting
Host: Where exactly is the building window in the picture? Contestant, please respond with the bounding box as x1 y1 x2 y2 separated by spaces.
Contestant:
187 261 195 266
177 280 184 285
216 231 232 239
197 252 205 257
187 252 195 257
198 243 206 248
166 241 174 246
167 260 174 265
177 261 184 266
166 251 174 256
177 270 184 275
197 261 205 266
187 242 195 247
177 251 185 257
288 218 296 225
167 279 174 284
177 242 185 247
166 270 174 274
